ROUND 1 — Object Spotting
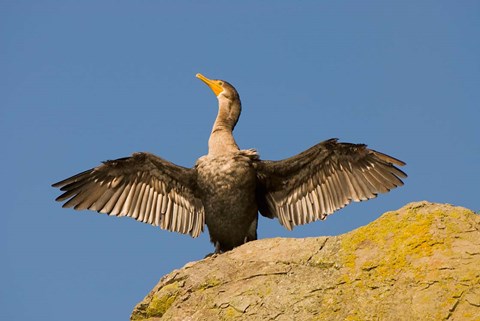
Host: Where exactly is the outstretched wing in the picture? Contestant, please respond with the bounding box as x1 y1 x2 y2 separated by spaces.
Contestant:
255 138 406 230
52 153 205 237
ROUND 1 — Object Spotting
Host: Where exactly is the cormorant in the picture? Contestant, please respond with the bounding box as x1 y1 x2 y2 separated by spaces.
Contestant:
52 74 406 253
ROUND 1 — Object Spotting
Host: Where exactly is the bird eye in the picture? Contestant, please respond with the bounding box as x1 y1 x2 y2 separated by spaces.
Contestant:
218 81 223 86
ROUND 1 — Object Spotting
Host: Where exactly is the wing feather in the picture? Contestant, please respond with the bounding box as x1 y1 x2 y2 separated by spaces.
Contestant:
311 191 320 214
52 153 205 237
160 194 168 214
120 183 135 215
91 188 115 212
154 195 162 226
99 185 124 214
163 198 173 230
145 190 155 224
255 139 406 229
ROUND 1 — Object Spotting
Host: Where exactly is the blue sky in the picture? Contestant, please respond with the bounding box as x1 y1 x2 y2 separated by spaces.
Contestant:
2 1 479 320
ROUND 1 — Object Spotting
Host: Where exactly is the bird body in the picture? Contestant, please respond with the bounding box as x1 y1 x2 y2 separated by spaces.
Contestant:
196 150 259 252
53 73 407 253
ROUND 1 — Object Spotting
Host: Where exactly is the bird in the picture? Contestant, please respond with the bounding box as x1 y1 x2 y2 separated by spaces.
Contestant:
52 73 407 254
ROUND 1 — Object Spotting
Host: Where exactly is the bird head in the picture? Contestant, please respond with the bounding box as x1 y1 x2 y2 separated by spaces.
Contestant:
196 73 240 102
196 73 242 131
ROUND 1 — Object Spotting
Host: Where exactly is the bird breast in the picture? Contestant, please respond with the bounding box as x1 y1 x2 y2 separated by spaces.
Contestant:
195 150 258 198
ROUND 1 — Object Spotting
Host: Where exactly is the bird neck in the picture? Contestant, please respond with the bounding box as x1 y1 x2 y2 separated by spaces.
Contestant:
208 97 241 156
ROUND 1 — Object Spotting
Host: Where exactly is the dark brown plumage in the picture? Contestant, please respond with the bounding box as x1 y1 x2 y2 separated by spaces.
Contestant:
52 73 406 253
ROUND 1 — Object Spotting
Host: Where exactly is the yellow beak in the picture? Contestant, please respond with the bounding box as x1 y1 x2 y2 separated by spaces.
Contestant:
196 73 223 96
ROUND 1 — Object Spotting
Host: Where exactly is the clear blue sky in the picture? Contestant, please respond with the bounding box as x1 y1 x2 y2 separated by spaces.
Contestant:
2 1 479 320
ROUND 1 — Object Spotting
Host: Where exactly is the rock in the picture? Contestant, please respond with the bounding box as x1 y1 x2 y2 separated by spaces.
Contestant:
131 202 480 321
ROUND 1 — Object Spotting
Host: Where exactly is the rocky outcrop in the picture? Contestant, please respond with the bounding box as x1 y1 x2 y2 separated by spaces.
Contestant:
131 202 480 321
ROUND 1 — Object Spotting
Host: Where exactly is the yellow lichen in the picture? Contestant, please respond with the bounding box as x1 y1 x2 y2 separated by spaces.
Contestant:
340 207 451 280
145 282 180 318
222 306 242 319
198 277 221 290
335 204 480 320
